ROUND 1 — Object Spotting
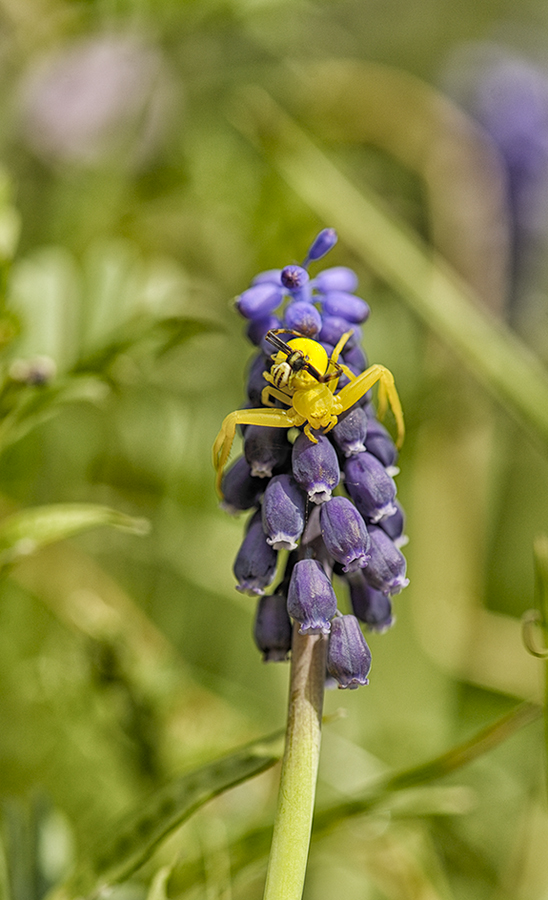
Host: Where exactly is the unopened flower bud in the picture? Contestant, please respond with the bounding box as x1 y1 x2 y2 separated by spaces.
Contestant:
237 283 282 319
313 266 358 293
283 301 322 337
281 265 309 290
321 291 370 324
327 614 372 688
319 316 361 349
304 228 338 262
287 558 337 634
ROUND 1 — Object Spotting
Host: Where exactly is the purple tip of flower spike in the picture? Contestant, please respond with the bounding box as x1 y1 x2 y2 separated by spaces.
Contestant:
291 432 340 504
236 282 283 320
312 266 359 293
233 509 278 596
283 301 322 337
321 291 371 324
327 614 372 688
363 525 409 595
347 571 394 632
251 269 282 286
287 558 337 634
220 455 264 513
304 228 338 263
262 474 306 551
244 425 291 478
253 593 292 662
281 265 309 290
344 451 398 524
320 496 371 573
331 406 368 457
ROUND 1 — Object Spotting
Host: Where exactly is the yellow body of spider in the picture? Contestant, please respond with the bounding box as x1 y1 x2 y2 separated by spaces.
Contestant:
213 332 404 497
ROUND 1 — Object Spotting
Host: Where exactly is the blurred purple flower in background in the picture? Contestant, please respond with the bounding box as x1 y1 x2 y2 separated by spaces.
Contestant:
19 33 174 167
442 41 548 339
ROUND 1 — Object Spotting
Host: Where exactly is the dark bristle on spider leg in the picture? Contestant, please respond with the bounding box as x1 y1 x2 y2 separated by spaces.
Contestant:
213 228 407 687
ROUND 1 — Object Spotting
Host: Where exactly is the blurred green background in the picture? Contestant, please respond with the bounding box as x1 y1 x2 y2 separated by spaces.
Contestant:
0 0 547 898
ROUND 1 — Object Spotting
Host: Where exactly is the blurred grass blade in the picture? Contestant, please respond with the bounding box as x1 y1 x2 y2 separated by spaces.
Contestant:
230 87 548 449
73 315 217 375
171 702 540 894
66 731 283 897
146 866 172 900
533 536 548 793
0 503 149 568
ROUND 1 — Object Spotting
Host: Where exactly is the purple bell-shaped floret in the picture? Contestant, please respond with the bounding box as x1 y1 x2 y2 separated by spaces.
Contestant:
291 432 340 504
233 509 278 596
320 496 370 573
327 614 372 688
287 558 337 634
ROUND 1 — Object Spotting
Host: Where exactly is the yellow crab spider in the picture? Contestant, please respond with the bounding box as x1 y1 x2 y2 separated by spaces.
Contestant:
213 330 404 497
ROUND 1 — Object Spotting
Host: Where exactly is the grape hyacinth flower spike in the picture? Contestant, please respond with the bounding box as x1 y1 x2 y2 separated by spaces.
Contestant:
213 228 408 676
213 228 409 900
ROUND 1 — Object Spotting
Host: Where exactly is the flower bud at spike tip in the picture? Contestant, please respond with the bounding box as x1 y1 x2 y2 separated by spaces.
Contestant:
291 432 340 504
319 316 361 349
327 614 372 688
247 314 282 347
363 525 409 595
304 228 338 262
281 265 309 290
321 291 370 324
233 510 278 596
236 283 282 320
320 496 370 573
283 301 322 337
344 451 397 523
313 266 359 293
287 559 337 634
254 593 292 661
262 474 306 551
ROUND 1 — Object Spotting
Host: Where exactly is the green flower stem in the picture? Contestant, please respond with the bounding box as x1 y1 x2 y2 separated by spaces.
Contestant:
263 626 327 900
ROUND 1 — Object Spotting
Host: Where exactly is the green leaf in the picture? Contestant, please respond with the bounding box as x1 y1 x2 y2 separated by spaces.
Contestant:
65 731 283 898
0 503 149 568
231 87 548 450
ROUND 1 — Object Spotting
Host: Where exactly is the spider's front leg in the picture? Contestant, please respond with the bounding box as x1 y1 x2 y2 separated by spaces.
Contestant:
213 407 301 497
336 363 405 448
